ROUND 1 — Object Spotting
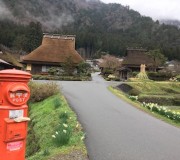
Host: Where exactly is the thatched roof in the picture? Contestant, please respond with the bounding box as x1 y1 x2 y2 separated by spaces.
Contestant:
0 58 12 65
122 49 155 67
0 46 23 68
23 35 84 64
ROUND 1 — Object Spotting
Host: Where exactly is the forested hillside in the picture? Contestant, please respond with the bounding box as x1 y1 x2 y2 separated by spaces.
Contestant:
0 0 180 60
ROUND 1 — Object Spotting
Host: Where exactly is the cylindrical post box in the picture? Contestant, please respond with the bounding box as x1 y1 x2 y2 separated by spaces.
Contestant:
0 69 31 160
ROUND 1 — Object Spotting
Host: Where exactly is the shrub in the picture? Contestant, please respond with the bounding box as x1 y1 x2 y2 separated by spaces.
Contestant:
148 72 173 81
59 111 69 123
48 67 57 75
138 95 174 106
78 62 91 75
32 75 91 81
53 98 62 109
28 82 59 102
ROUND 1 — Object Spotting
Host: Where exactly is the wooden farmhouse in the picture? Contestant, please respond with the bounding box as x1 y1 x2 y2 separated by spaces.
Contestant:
22 34 84 74
0 46 23 70
119 49 155 80
165 60 180 74
0 58 13 70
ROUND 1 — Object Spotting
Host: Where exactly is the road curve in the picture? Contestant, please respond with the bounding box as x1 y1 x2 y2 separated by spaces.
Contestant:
59 73 180 160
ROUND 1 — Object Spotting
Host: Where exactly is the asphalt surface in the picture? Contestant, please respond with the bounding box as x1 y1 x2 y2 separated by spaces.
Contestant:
59 73 180 160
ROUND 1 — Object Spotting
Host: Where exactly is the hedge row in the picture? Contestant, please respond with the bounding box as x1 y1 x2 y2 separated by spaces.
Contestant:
138 95 180 106
32 75 91 81
147 72 174 81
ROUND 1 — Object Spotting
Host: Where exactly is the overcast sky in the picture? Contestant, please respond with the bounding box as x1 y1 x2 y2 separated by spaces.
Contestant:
101 0 180 21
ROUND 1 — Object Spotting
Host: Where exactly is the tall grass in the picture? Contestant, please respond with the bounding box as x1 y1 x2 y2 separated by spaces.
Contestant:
27 95 86 160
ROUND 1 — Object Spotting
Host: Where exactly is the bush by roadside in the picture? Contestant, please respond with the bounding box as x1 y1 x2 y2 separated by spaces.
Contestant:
138 95 180 106
28 82 59 102
32 75 91 81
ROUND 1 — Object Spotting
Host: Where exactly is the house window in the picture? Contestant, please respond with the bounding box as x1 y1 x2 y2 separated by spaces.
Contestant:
42 66 47 72
26 64 32 71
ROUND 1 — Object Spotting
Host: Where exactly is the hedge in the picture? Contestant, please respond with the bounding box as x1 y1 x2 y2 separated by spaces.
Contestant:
138 95 180 106
147 72 173 81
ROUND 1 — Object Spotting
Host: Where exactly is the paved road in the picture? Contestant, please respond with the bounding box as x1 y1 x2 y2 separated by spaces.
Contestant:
59 73 180 160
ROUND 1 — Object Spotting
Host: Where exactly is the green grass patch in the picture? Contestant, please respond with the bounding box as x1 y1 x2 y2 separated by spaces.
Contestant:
117 81 180 107
26 94 87 160
109 86 180 128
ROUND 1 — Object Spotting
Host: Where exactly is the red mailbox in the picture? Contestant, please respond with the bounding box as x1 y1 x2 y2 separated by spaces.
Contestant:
0 69 31 160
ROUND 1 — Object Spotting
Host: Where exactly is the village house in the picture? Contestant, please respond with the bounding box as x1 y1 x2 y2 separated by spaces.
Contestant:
0 58 13 70
22 34 84 74
165 60 180 74
0 46 23 70
118 48 156 80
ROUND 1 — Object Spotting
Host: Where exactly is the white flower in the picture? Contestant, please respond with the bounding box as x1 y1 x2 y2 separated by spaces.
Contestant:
81 136 85 141
56 131 58 135
76 123 79 128
63 130 67 133
52 135 56 138
63 123 68 128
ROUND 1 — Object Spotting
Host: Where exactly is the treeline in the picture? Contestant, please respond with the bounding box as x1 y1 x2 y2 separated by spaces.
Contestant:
0 1 180 60
0 20 43 53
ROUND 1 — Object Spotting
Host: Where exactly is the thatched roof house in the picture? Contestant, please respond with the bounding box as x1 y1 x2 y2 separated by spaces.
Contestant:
119 48 156 80
23 34 84 74
0 58 13 70
122 49 154 69
0 46 23 70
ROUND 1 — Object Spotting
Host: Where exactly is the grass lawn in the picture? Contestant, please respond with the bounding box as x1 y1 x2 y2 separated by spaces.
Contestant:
26 94 87 160
109 81 180 127
120 81 180 111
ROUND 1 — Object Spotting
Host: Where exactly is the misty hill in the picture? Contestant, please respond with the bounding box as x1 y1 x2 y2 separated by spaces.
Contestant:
160 19 180 28
2 0 138 31
0 0 180 60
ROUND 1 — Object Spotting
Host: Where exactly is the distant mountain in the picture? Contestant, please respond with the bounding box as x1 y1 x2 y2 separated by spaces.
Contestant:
160 19 180 28
0 0 180 60
1 0 140 31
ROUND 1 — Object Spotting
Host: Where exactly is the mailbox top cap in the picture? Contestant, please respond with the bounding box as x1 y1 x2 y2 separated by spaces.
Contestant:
0 69 32 82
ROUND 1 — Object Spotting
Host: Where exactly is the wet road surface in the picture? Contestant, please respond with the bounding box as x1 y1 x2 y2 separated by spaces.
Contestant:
58 73 180 160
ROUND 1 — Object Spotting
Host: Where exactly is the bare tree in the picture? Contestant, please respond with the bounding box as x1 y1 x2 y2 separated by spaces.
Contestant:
100 55 121 74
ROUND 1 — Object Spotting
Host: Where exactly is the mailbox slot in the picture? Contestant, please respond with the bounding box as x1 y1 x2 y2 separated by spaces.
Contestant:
6 83 30 106
4 119 27 142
